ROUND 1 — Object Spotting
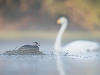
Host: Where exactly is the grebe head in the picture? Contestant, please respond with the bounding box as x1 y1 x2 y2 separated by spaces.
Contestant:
33 42 40 46
57 17 68 25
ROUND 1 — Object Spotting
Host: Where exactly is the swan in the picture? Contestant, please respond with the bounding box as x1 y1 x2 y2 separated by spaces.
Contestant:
54 17 100 53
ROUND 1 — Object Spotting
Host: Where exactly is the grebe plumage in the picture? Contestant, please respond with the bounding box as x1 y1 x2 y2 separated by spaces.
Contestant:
18 42 40 51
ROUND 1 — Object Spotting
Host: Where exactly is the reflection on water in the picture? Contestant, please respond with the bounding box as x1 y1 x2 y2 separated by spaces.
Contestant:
0 55 100 75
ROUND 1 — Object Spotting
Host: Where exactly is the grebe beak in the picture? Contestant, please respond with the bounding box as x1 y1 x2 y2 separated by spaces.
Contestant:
38 44 40 46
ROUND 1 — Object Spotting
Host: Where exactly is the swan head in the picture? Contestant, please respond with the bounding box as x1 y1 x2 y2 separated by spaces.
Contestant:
57 17 68 25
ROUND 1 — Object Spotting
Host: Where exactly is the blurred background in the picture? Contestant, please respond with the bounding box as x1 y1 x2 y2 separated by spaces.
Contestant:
0 0 100 52
0 1 100 75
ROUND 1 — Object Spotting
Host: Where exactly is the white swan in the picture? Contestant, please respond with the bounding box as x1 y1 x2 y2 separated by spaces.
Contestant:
54 17 100 53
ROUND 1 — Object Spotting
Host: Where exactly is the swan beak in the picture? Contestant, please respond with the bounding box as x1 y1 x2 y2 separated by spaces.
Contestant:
57 20 61 24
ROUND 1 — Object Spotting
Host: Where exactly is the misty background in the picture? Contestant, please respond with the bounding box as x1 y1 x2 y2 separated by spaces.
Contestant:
0 0 100 52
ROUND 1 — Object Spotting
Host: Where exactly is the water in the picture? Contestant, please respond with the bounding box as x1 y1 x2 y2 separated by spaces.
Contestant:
0 55 100 75
0 55 57 75
0 39 100 75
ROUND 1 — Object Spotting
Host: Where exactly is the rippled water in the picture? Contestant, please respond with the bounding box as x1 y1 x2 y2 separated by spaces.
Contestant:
0 40 100 75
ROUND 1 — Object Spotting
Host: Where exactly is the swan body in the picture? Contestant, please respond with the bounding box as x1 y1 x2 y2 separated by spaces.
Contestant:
62 40 99 53
54 17 100 53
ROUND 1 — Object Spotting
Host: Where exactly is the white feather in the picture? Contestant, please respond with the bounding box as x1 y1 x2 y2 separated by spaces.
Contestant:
54 17 100 53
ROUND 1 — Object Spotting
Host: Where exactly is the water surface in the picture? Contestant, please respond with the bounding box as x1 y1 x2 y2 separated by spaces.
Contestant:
0 39 100 75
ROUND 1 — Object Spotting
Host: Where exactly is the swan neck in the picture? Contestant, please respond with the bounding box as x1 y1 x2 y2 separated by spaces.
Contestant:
54 23 67 50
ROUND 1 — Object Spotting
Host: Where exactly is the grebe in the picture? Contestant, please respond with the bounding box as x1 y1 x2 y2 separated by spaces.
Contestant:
18 42 40 51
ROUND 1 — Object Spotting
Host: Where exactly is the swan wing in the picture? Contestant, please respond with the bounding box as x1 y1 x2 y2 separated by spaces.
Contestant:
62 40 99 53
